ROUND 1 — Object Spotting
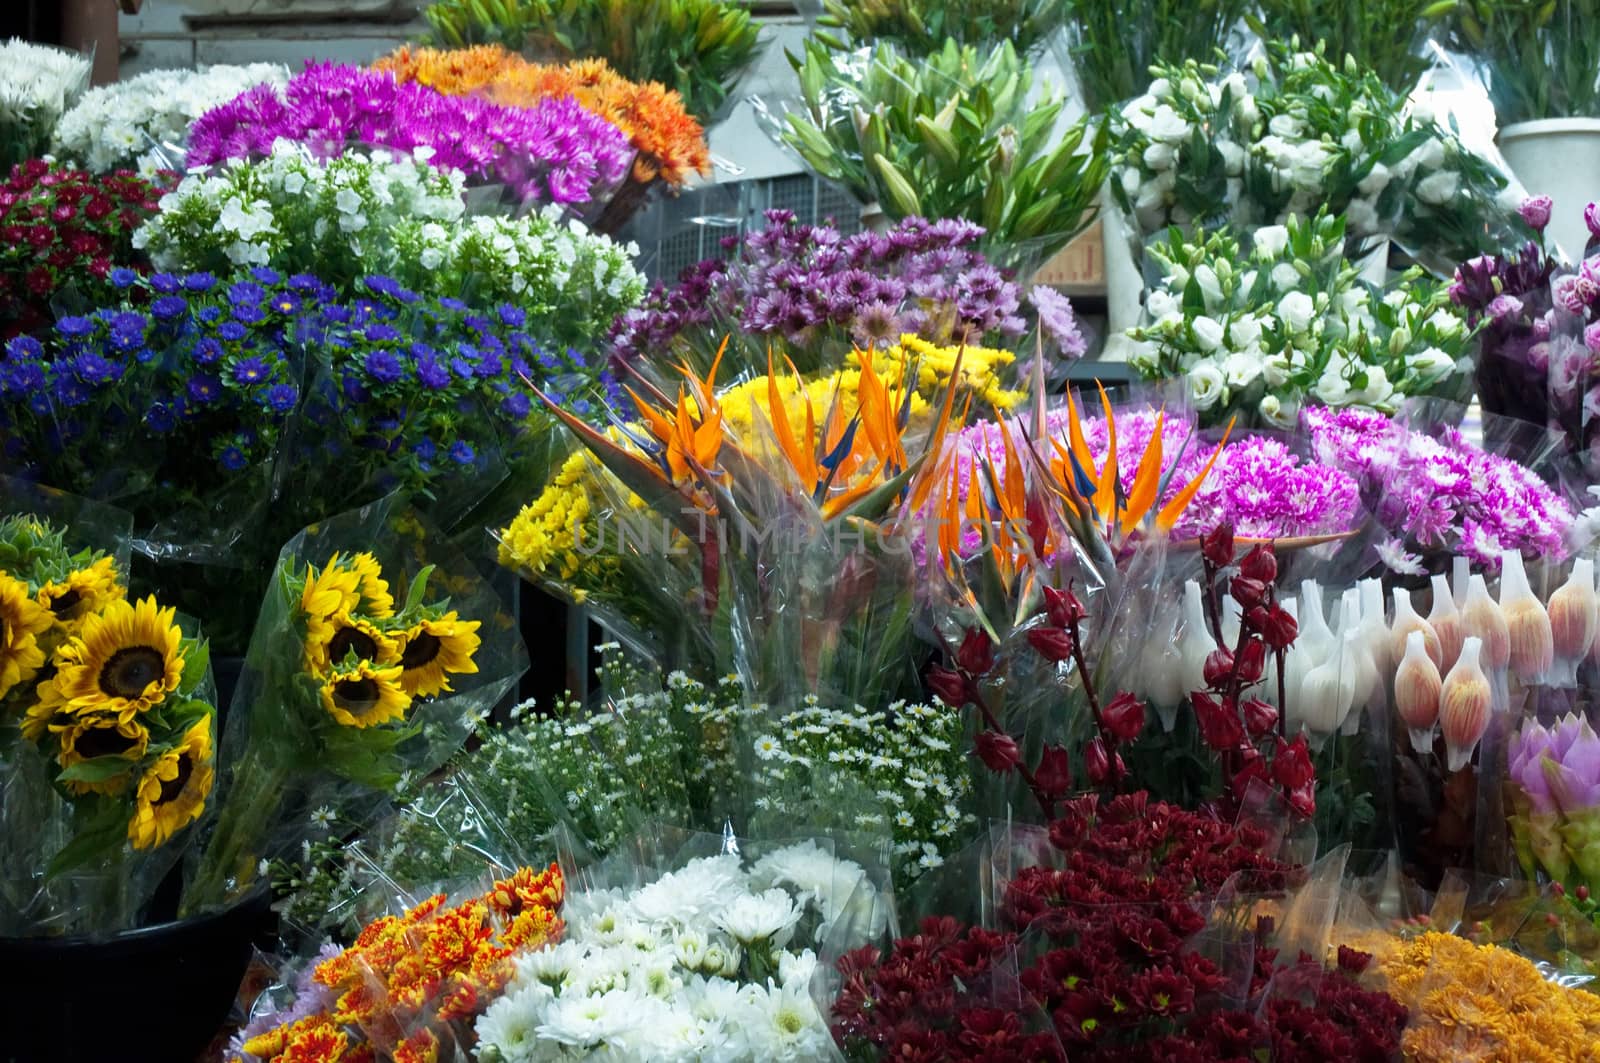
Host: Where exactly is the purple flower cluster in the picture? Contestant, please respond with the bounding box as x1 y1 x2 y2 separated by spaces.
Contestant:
187 63 633 207
610 210 1027 371
912 407 1360 564
1302 405 1574 569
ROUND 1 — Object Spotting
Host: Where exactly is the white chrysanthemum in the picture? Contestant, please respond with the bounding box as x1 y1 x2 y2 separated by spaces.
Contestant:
535 987 638 1049
624 854 745 927
715 888 801 947
475 982 549 1063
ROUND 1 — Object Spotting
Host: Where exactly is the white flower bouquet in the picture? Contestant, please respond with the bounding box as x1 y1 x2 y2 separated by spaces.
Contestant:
475 834 890 1062
1110 44 1531 276
0 38 91 170
51 63 289 177
1127 212 1475 427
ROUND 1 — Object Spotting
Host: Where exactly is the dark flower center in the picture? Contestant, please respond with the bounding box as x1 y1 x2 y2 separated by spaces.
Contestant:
158 755 194 805
334 677 380 713
49 588 81 618
327 624 378 663
74 725 139 759
100 646 164 698
401 632 441 670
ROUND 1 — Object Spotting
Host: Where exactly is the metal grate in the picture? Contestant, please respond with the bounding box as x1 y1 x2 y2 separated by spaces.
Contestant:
633 174 866 283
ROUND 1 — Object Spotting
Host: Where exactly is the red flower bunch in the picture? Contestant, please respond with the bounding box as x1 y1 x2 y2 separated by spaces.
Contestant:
832 916 1062 1062
1191 525 1314 821
0 159 166 338
928 582 1150 819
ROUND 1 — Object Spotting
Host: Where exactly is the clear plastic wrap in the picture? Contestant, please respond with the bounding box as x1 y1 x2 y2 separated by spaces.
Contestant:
181 492 527 916
752 37 1107 272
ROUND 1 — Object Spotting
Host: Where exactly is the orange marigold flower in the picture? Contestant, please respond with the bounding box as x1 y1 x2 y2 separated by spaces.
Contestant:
435 979 483 1024
280 1018 349 1063
333 981 384 1028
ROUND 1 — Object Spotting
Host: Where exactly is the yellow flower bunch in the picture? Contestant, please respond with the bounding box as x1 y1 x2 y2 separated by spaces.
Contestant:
295 552 482 730
237 864 565 1063
1353 930 1600 1062
871 334 1025 412
0 514 217 852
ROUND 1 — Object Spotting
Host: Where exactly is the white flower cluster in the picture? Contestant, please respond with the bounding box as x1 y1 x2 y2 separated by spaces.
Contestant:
51 63 289 176
751 697 975 884
0 39 91 163
477 844 877 1062
1128 213 1472 427
402 209 646 344
1112 49 1526 274
133 140 466 273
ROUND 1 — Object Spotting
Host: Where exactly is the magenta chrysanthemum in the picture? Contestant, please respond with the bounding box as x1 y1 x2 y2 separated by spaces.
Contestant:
187 63 633 208
1301 405 1575 569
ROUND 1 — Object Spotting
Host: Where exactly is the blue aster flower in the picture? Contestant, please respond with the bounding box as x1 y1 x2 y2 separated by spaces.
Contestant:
197 306 223 325
497 305 526 327
500 392 531 419
268 291 302 315
571 398 592 418
57 316 94 338
231 357 269 385
475 353 504 379
151 295 188 321
416 357 450 390
450 357 474 379
365 323 401 343
72 353 119 385
364 350 404 384
194 337 224 365
264 383 299 413
217 321 247 342
228 281 265 306
53 378 91 407
149 273 180 294
448 440 476 465
232 301 265 325
342 375 370 403
364 275 402 298
7 336 43 360
439 296 467 312
219 446 247 471
250 267 282 286
109 267 139 289
413 438 437 461
0 360 44 396
187 374 222 404
183 272 217 292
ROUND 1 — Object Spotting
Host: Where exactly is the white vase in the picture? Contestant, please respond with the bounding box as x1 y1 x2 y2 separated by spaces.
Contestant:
1498 118 1600 260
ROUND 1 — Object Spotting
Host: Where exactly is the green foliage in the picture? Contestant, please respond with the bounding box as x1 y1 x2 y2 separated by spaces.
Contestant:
814 0 1070 57
1066 0 1249 112
782 38 1107 268
1448 0 1600 123
1250 0 1458 92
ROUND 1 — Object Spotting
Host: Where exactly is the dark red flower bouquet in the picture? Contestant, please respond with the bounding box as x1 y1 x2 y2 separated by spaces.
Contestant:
0 159 166 338
831 792 1408 1062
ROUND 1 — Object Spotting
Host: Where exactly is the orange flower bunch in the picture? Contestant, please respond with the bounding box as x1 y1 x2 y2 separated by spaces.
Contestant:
237 864 565 1063
375 45 710 187
1345 930 1600 1063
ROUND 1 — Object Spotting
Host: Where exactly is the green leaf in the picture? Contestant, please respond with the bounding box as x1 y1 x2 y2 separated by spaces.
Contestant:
179 636 212 698
57 756 138 784
403 564 436 613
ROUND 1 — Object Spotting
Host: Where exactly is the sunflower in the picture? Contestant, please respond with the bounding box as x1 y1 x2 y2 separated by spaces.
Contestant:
319 660 410 729
303 611 401 674
128 716 214 850
348 551 395 618
58 715 149 795
19 676 69 742
50 595 185 722
0 571 52 700
395 612 482 698
300 556 361 623
35 556 124 631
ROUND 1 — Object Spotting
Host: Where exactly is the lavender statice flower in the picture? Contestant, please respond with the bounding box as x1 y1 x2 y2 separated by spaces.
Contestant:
1302 405 1575 570
610 210 1026 373
1028 284 1087 360
188 63 632 208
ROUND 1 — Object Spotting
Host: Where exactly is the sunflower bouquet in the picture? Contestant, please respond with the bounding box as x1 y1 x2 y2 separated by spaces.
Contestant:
183 497 527 916
0 507 219 936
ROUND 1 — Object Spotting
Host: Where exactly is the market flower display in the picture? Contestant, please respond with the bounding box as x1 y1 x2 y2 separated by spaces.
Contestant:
187 62 634 209
0 159 165 339
1128 212 1475 427
51 63 290 177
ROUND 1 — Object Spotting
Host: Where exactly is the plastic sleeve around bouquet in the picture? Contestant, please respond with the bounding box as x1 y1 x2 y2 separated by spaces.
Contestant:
751 36 1106 270
180 492 528 915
